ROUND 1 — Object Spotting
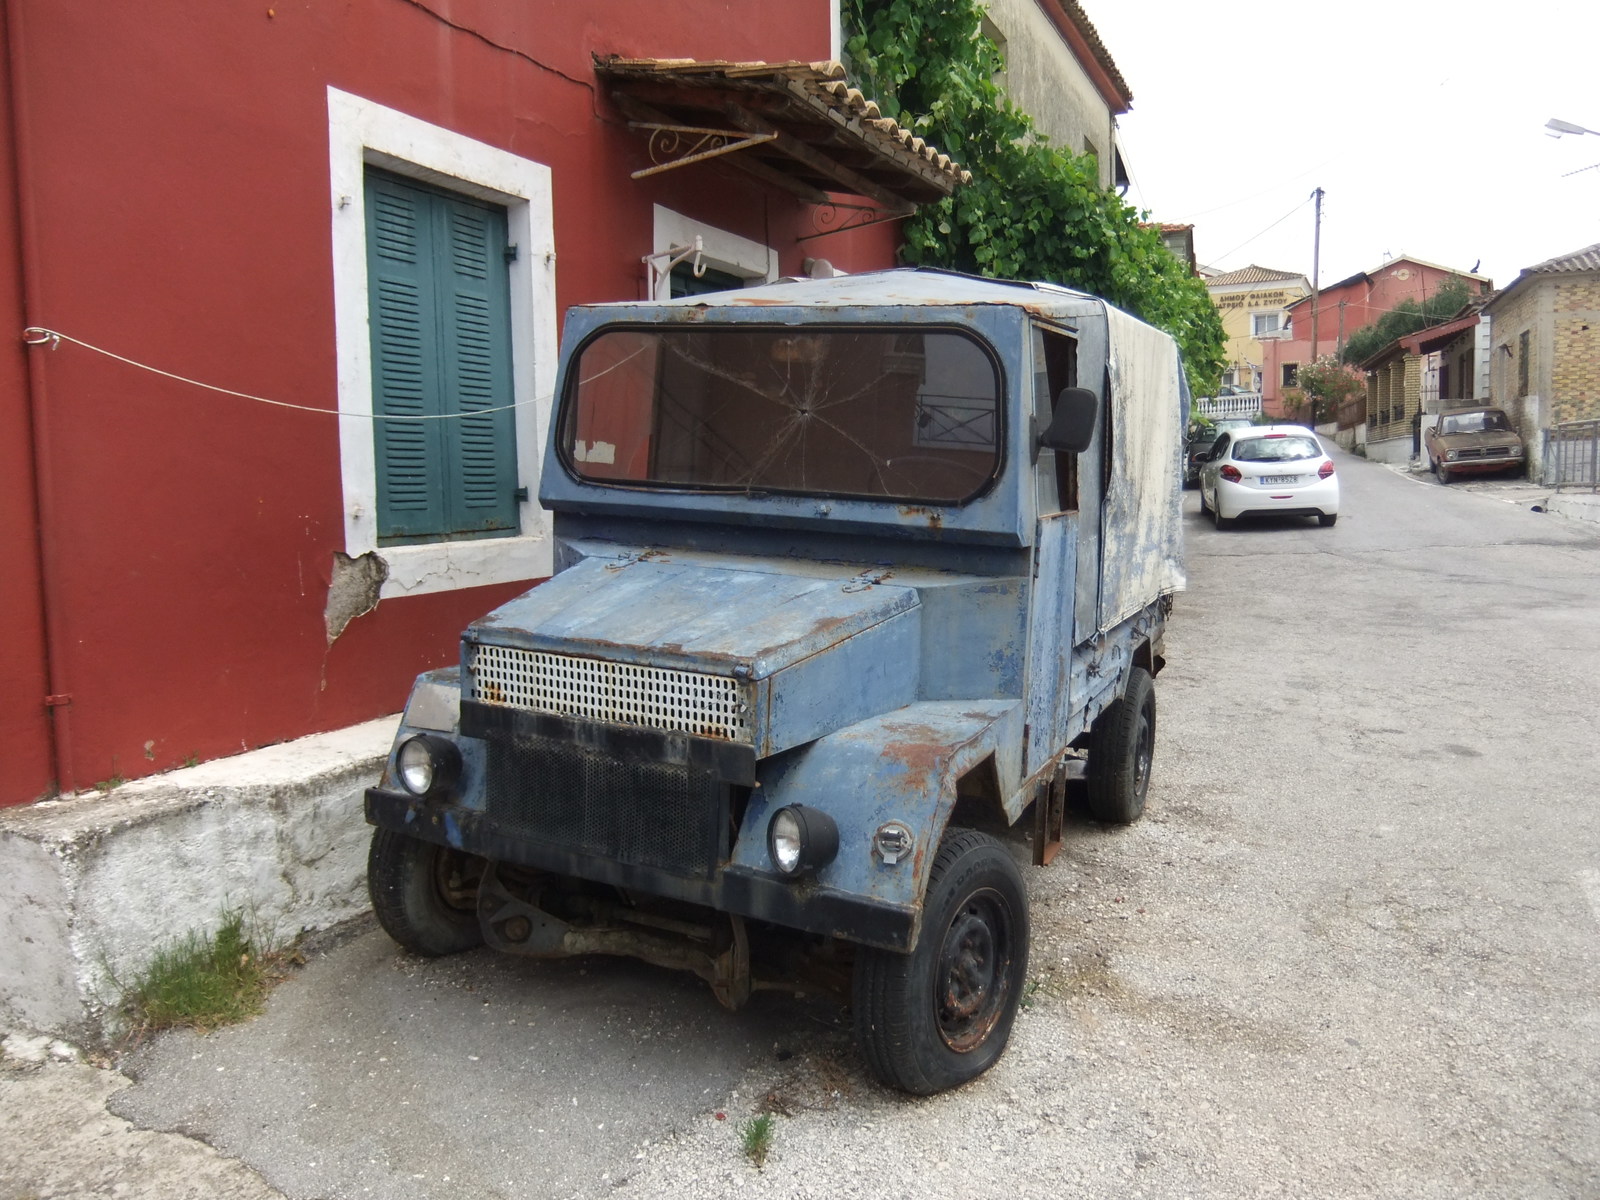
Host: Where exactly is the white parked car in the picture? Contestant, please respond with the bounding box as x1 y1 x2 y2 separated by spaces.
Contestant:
1198 425 1339 529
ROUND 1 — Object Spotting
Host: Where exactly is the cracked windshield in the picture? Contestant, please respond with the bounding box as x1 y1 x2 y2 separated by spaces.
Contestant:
563 327 1001 503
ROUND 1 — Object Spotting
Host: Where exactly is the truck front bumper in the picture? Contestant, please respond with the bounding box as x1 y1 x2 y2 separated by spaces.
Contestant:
365 787 917 952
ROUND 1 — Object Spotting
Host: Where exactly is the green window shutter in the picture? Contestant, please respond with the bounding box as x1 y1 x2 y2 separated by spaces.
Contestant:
365 169 518 544
438 199 519 536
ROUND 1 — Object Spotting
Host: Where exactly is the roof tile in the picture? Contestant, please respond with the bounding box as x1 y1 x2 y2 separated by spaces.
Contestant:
1204 265 1307 288
1523 242 1600 275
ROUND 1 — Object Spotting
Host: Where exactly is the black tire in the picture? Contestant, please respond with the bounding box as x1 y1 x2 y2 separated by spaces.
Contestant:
1086 667 1155 824
368 828 485 956
1318 513 1338 527
853 829 1029 1095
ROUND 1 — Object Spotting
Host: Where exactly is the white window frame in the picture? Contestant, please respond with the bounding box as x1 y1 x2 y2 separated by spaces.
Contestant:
650 205 777 301
1252 311 1283 337
327 87 556 598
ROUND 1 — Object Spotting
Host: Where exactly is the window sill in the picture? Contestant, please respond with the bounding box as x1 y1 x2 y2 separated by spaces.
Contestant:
374 532 553 599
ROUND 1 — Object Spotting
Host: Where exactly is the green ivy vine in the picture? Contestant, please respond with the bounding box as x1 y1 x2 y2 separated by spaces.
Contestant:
842 0 1224 396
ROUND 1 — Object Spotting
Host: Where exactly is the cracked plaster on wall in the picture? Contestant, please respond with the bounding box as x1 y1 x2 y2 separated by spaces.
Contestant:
324 551 388 643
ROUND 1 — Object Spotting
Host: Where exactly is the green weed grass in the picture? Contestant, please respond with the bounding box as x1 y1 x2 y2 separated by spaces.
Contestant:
740 1113 775 1168
127 910 278 1033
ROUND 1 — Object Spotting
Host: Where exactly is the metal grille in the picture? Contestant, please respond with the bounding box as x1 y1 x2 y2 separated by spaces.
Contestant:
468 644 752 742
1544 419 1600 491
484 735 722 877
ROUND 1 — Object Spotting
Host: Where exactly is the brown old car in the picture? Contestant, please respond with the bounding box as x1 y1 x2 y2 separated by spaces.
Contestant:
1424 406 1525 483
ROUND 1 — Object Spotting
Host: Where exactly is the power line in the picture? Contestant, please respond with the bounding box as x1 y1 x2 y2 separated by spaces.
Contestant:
1176 155 1340 221
1207 195 1314 266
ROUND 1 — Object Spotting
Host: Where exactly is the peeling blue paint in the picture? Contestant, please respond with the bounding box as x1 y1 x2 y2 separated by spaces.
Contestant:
371 270 1185 955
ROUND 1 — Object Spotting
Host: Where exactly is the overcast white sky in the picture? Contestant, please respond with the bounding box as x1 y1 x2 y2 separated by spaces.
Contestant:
1086 0 1600 289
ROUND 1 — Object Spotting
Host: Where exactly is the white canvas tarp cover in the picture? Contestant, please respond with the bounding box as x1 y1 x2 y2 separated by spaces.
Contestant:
1098 303 1186 631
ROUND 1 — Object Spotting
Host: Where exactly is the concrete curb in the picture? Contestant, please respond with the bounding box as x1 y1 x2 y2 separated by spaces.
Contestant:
1377 458 1600 524
1544 491 1600 524
0 716 397 1043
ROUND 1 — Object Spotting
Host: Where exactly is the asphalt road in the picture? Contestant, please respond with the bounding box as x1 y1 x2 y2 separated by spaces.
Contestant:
108 449 1600 1199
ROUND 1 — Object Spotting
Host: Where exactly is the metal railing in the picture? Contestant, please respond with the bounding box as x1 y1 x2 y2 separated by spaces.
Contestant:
1195 391 1262 419
1542 420 1600 490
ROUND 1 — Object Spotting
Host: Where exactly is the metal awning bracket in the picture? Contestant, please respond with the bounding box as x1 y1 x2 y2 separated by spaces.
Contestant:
797 199 915 242
628 123 779 180
642 237 706 297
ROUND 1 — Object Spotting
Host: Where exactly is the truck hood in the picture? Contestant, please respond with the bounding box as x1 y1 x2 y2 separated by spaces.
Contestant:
466 553 923 755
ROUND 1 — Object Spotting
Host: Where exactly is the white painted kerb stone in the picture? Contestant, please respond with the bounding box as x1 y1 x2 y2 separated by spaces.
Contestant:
0 715 398 1042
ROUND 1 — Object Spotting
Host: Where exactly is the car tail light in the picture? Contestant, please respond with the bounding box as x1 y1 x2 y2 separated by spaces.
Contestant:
1318 460 1335 479
1220 465 1242 482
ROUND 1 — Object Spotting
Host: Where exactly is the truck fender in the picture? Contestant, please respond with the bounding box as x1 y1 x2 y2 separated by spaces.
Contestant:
729 700 1025 930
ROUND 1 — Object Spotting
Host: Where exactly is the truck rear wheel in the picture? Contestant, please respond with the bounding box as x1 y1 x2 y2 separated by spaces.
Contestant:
853 828 1028 1094
1086 666 1155 824
368 828 485 957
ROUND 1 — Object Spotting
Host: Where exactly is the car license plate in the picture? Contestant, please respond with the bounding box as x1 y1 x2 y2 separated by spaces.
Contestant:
1260 474 1300 485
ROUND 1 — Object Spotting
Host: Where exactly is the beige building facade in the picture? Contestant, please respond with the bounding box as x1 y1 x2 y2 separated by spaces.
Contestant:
1483 243 1600 478
979 0 1131 189
1203 265 1310 392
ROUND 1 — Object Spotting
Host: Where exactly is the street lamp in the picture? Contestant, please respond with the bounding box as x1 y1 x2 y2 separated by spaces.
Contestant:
1545 117 1600 138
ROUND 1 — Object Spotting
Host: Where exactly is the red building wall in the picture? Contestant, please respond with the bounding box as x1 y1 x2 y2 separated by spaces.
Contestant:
0 11 55 803
2 0 900 803
1260 260 1491 417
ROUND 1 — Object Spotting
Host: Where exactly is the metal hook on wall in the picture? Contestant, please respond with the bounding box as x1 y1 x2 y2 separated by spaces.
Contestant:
642 237 705 298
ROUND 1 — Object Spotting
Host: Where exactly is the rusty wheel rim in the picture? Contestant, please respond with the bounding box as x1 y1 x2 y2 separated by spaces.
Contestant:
1133 706 1153 801
934 888 1015 1053
431 846 483 913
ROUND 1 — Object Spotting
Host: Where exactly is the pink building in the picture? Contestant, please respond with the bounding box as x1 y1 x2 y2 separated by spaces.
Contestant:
1260 257 1491 418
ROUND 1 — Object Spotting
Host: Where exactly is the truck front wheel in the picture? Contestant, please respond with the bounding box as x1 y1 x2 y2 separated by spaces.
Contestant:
853 828 1029 1094
1086 666 1156 824
368 828 485 957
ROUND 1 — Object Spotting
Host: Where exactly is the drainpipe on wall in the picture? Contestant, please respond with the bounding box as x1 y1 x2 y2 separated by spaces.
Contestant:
6 0 76 795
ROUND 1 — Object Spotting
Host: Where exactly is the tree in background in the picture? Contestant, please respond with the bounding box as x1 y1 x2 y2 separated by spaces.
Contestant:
1292 355 1367 426
842 0 1225 398
1340 278 1472 366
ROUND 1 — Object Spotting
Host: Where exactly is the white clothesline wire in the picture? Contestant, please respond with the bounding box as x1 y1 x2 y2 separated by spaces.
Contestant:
21 326 544 420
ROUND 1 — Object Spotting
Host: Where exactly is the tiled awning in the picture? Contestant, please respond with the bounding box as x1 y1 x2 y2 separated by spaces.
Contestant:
1401 312 1480 356
596 57 969 213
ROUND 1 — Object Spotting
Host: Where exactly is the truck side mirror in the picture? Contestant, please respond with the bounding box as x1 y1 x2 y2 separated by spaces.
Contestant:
1040 387 1098 454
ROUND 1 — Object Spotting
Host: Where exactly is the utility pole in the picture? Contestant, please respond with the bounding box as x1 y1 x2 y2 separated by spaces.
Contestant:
1308 187 1323 427
1309 187 1324 363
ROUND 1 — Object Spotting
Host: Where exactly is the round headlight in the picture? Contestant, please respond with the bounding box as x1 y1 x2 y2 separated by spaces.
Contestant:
767 805 840 878
394 734 460 798
769 809 803 875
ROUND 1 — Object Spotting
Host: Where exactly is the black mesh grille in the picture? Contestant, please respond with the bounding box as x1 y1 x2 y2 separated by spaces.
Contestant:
483 734 724 877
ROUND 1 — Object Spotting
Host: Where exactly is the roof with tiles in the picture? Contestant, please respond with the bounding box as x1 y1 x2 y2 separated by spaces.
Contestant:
1523 242 1600 275
1204 265 1307 288
1046 0 1132 109
1484 242 1600 311
596 57 969 206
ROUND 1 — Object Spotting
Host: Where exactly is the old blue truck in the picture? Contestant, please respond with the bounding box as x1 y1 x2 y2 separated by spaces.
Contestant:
364 269 1187 1094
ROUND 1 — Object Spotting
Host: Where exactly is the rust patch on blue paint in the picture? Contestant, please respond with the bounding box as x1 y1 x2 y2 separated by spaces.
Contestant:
898 505 944 530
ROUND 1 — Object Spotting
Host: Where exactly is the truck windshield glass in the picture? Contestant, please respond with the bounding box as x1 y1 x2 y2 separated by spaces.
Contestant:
562 327 1002 503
